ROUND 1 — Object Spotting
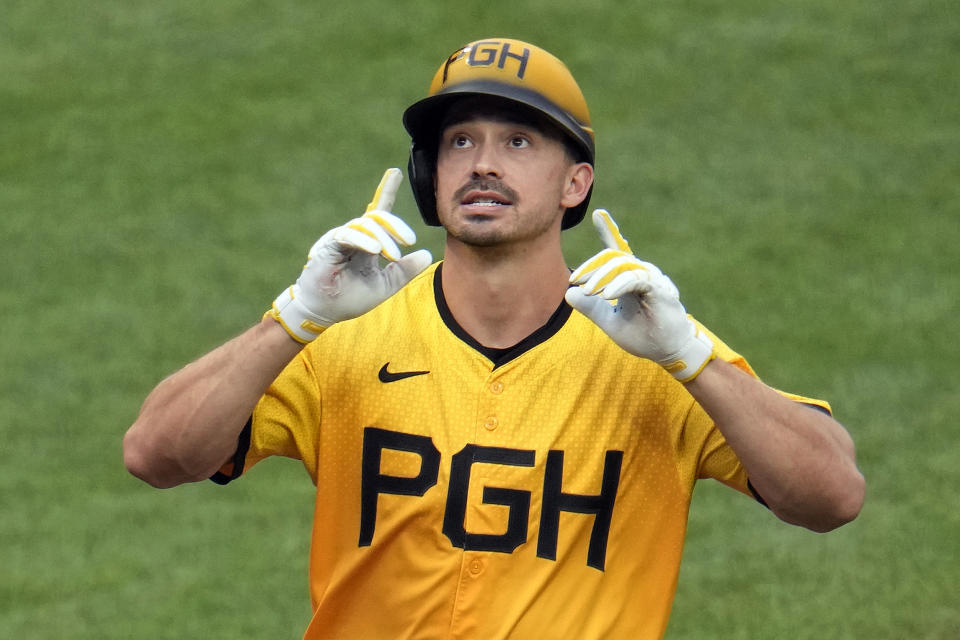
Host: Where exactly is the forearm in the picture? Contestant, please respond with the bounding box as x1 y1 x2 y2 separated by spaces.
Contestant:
565 210 864 531
122 170 431 489
123 317 303 488
684 358 865 532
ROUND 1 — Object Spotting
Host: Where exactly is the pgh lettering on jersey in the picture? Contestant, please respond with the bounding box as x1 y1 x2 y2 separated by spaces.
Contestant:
359 426 622 570
215 262 831 640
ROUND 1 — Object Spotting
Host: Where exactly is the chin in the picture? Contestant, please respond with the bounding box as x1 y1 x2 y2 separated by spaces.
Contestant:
449 226 508 248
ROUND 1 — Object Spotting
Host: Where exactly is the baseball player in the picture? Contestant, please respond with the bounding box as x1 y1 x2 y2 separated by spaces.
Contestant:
124 37 864 639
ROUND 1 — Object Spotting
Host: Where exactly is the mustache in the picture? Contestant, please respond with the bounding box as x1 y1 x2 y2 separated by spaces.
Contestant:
453 178 519 204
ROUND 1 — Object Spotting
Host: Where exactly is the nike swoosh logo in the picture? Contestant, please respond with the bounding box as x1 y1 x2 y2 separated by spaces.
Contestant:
378 363 430 383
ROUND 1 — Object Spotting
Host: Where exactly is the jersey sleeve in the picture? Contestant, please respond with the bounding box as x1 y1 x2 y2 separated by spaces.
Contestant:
212 346 323 485
680 318 833 497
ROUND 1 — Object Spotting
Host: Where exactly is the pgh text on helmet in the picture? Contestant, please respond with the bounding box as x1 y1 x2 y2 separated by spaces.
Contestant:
403 38 596 230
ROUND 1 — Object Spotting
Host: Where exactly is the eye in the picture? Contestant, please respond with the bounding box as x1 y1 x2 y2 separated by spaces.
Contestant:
509 136 530 149
451 134 472 148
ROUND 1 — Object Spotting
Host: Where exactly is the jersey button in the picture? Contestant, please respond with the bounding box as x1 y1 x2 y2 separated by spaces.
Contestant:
469 558 484 575
489 381 504 394
483 416 499 431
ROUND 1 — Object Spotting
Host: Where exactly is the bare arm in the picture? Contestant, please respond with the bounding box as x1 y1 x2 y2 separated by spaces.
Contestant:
123 169 433 490
684 358 865 532
123 317 302 488
567 209 864 533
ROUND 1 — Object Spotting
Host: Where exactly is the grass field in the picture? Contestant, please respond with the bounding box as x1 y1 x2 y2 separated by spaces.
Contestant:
2 0 958 637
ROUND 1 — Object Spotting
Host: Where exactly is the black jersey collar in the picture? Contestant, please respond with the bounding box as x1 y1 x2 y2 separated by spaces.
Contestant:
433 262 573 369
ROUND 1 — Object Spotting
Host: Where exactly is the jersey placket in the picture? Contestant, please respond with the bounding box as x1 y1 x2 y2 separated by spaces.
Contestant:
447 369 516 638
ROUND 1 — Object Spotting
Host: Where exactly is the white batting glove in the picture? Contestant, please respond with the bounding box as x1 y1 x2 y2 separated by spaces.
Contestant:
271 168 433 343
566 209 715 382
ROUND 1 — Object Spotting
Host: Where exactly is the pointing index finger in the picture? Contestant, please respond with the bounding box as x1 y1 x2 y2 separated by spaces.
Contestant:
365 168 403 214
592 209 632 254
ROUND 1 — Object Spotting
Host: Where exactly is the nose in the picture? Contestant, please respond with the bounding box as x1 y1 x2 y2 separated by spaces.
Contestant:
471 141 502 179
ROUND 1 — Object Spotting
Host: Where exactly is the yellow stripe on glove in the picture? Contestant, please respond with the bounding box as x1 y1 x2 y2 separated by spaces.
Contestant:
566 209 715 382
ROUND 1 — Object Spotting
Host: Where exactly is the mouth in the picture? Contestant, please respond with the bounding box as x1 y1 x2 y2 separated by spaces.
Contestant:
460 190 513 209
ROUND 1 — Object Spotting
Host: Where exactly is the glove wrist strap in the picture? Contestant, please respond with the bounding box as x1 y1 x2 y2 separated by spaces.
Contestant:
269 285 329 344
661 328 716 383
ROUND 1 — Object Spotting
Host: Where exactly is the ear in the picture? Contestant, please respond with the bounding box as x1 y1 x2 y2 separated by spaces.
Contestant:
560 162 594 209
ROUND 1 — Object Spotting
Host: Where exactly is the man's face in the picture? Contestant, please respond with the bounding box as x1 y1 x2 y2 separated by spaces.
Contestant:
434 107 591 248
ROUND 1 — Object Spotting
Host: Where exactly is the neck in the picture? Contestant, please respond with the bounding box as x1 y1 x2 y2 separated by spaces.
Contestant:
440 235 570 349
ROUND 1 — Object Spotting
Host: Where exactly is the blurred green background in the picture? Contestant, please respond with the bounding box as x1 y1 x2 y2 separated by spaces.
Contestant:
2 0 957 637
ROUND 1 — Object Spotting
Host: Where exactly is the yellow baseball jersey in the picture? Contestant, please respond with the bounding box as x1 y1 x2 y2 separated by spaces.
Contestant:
215 262 830 639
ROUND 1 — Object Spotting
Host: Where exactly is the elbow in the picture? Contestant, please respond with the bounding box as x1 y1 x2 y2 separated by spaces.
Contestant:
827 468 866 530
789 425 867 533
123 423 188 489
796 468 866 533
767 464 866 533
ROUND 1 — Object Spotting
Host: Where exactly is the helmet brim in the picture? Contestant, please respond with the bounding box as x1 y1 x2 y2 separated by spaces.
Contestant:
403 80 594 163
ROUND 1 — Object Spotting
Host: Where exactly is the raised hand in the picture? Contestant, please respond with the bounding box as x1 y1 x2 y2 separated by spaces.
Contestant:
566 209 715 382
271 168 433 343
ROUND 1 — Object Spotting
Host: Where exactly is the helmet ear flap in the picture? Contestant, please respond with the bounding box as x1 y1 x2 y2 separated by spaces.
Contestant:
408 143 440 227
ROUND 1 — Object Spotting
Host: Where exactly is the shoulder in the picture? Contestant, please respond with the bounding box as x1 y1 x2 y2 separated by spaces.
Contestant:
690 317 757 377
303 262 440 358
690 316 833 413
